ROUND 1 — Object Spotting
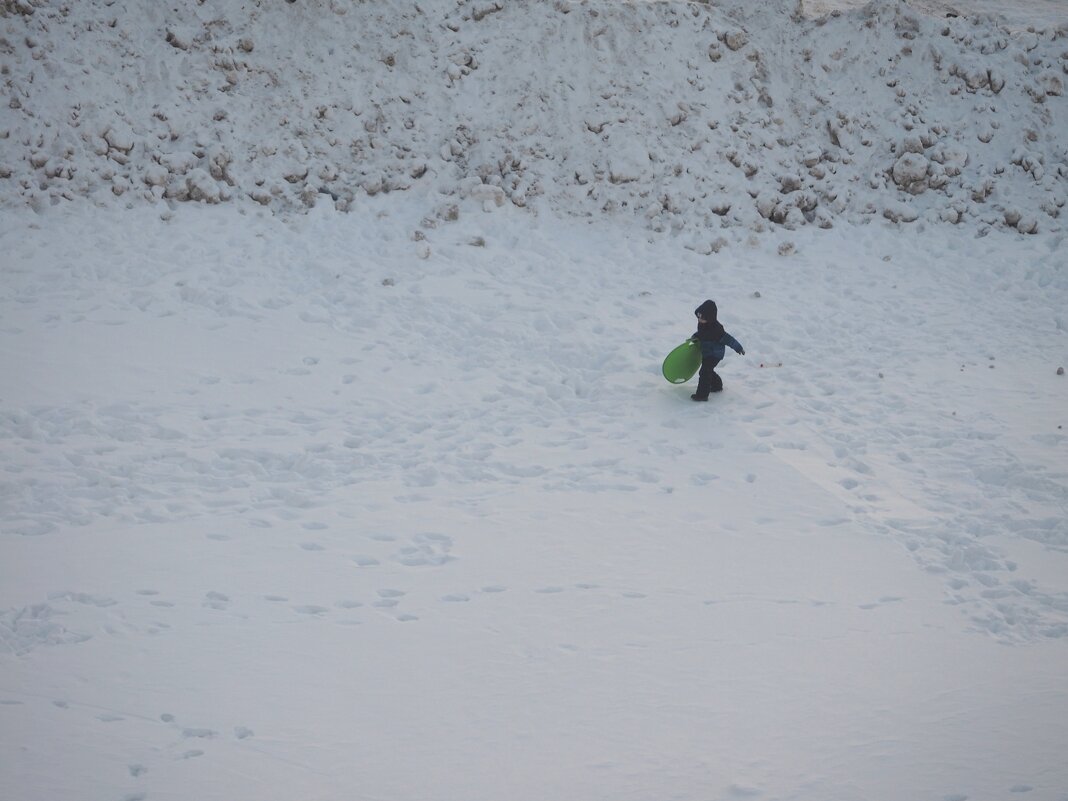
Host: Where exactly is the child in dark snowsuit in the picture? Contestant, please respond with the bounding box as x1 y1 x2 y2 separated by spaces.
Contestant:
690 299 744 401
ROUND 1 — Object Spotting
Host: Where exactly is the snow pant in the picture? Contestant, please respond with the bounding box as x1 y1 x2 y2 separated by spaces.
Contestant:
695 356 723 398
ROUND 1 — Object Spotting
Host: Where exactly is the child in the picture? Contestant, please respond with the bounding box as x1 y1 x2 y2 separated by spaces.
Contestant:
690 299 744 400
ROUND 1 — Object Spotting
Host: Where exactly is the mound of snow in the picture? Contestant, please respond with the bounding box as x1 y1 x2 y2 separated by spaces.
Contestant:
0 0 1066 235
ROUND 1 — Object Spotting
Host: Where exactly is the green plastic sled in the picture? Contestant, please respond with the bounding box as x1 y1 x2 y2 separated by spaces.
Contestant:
662 340 702 384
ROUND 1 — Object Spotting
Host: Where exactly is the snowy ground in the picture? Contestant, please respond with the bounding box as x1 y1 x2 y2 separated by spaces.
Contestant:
1 195 1066 800
2 0 1068 799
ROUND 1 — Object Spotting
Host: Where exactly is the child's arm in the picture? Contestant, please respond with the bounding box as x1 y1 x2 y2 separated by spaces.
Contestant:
722 332 745 356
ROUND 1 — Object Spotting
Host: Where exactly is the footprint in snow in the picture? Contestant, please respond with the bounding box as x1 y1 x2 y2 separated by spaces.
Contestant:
392 533 453 567
374 589 406 608
202 592 230 610
293 605 329 616
859 596 904 610
52 592 116 607
692 472 719 485
727 782 763 797
136 590 174 607
817 516 850 527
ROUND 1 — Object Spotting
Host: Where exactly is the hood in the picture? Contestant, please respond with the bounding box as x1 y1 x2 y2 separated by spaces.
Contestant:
694 299 718 322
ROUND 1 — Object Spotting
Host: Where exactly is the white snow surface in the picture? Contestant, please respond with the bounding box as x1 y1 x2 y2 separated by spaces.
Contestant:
2 1 1068 800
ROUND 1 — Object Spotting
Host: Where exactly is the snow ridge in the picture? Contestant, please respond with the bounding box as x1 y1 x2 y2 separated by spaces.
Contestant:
1 0 1065 235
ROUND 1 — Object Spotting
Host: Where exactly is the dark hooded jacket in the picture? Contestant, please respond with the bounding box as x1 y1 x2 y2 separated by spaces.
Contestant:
692 299 744 360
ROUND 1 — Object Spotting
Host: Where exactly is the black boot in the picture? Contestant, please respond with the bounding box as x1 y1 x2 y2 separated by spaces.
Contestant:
691 393 708 402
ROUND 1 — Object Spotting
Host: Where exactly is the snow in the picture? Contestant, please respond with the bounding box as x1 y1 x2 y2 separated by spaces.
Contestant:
4 0 1068 232
1 1 1067 800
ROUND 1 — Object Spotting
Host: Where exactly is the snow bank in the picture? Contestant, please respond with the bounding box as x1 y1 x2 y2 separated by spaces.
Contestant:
1 0 1066 235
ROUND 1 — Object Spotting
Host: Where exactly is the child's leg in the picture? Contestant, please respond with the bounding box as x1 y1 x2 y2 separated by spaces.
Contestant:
709 369 723 392
695 357 722 398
